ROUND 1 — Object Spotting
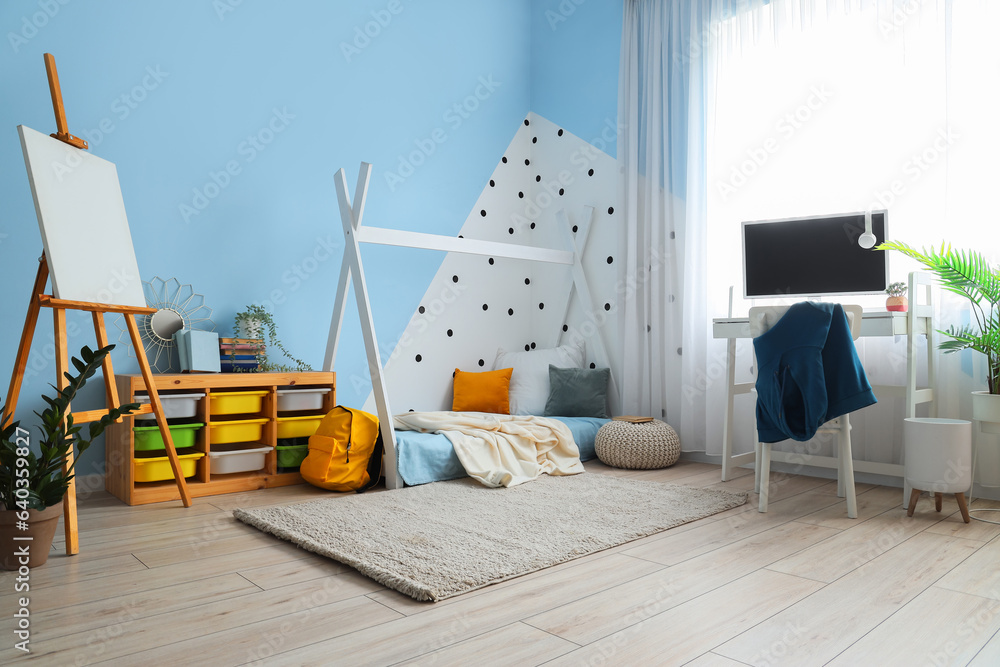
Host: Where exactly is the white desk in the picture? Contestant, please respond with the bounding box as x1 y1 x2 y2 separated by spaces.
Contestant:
713 275 937 484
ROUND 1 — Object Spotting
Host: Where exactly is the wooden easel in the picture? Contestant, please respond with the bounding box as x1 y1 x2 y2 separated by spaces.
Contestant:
4 54 192 556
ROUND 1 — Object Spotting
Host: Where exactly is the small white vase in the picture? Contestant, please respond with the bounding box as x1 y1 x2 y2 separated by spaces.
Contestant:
904 418 972 494
972 390 1000 434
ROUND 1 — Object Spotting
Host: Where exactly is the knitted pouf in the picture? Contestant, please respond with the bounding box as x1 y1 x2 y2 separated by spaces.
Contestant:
595 419 680 469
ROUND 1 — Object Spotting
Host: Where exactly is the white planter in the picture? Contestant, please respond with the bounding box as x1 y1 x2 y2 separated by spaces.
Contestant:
904 418 972 494
972 390 1000 434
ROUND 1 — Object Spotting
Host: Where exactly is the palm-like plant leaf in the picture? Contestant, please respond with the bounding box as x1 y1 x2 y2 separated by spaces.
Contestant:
878 241 1000 394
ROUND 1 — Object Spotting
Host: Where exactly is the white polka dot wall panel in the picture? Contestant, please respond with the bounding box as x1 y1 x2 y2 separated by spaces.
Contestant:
522 112 621 379
362 113 620 415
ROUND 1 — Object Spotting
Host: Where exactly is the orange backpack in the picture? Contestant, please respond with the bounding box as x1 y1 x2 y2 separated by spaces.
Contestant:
300 406 383 492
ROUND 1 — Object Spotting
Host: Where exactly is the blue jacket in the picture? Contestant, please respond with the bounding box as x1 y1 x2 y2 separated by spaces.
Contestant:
753 302 876 443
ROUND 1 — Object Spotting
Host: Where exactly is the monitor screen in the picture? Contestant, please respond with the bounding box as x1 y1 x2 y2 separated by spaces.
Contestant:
742 211 888 298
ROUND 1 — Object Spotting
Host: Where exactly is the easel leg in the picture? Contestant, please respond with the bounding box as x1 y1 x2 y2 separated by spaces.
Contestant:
92 312 121 416
125 315 192 507
4 254 48 418
53 308 80 555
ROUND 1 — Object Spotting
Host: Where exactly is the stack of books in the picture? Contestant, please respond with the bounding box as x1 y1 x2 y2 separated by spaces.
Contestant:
219 337 265 372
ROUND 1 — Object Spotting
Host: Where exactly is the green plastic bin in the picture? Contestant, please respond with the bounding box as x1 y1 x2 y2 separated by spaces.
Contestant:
276 437 309 469
133 422 204 452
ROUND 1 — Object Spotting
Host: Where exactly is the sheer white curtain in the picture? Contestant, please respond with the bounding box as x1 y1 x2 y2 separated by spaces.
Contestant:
620 0 1000 464
617 0 713 449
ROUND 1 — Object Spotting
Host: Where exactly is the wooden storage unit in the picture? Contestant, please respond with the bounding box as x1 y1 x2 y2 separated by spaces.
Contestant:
106 372 334 505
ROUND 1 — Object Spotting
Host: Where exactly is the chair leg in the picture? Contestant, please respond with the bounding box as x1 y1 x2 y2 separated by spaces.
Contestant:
935 492 943 512
758 442 771 513
839 416 858 519
754 439 762 494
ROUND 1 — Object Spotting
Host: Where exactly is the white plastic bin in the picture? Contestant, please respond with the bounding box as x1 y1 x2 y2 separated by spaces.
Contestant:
134 393 205 421
208 443 272 474
276 388 331 412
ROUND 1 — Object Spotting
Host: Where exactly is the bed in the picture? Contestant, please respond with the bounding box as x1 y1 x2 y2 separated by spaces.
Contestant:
394 416 610 486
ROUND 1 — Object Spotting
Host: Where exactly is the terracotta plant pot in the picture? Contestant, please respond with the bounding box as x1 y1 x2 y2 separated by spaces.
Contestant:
0 502 62 569
886 295 908 312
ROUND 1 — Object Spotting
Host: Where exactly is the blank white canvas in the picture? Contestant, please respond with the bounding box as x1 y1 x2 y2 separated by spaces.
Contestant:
18 125 146 308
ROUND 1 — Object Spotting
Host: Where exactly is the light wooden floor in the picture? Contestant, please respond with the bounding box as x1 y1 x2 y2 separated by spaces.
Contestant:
3 459 1000 666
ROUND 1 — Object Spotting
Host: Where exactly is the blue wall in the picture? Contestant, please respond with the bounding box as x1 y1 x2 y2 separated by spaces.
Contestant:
529 0 622 158
0 0 621 478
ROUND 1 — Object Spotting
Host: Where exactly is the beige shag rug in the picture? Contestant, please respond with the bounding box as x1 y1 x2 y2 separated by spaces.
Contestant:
233 474 747 601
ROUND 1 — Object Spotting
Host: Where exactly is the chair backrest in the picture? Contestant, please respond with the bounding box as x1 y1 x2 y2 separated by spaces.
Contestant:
748 304 863 340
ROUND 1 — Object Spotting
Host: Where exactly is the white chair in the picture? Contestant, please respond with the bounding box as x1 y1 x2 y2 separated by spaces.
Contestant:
748 304 863 518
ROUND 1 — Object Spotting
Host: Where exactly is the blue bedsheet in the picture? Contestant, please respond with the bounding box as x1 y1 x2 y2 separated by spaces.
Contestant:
395 416 609 487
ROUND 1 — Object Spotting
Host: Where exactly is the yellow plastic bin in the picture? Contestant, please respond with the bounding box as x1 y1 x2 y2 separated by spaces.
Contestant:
209 418 268 444
276 414 324 439
133 451 204 483
209 390 268 416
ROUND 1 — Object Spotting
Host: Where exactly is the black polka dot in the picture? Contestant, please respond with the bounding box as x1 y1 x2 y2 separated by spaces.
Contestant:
502 156 507 163
524 119 530 126
518 191 524 198
452 371 456 378
558 188 564 196
418 306 425 314
447 329 453 337
508 227 514 235
607 256 614 264
489 179 495 187
530 222 536 229
604 303 611 311
562 324 568 332
588 169 594 176
670 231 676 239
458 235 463 238
409 408 415 412
508 308 514 316
524 278 530 285
488 257 495 265
415 354 422 362
482 304 489 311
532 137 537 144
530 342 536 349
572 225 578 233
589 362 596 369
524 159 530 166
647 324 651 332
539 302 545 310
558 129 564 136
608 206 615 214
452 275 459 283
524 344 530 351
478 359 485 367
480 209 487 217
535 175 541 182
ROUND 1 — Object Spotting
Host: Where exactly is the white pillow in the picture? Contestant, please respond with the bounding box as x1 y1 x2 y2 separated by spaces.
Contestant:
493 341 586 415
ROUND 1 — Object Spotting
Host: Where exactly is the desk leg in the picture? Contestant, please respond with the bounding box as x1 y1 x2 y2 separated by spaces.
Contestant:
721 337 737 482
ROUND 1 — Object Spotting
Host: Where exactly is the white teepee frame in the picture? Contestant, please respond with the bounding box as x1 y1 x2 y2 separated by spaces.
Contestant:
324 163 615 489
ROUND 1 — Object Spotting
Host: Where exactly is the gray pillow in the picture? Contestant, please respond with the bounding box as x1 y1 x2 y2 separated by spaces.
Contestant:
543 365 610 418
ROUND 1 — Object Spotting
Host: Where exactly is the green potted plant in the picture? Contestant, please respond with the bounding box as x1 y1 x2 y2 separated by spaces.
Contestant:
885 281 908 312
0 345 138 568
232 304 310 372
877 241 1000 426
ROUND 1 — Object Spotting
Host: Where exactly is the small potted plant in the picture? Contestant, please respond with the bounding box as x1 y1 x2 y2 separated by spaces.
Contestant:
232 305 310 372
0 345 138 568
885 281 908 312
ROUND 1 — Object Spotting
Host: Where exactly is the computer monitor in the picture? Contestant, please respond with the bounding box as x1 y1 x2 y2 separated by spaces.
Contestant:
742 210 888 299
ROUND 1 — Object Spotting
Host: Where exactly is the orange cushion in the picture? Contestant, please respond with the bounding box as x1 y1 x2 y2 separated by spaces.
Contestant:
452 367 513 414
